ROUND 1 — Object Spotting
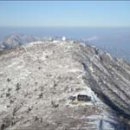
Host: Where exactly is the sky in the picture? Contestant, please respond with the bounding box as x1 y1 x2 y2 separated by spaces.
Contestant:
0 1 130 27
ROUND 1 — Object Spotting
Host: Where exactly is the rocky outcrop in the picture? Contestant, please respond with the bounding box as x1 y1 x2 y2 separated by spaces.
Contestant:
0 40 130 130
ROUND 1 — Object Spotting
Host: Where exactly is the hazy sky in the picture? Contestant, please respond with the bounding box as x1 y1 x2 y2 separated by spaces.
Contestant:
0 1 130 27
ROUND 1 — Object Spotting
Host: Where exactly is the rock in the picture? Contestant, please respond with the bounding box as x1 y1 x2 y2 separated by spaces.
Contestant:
77 94 91 102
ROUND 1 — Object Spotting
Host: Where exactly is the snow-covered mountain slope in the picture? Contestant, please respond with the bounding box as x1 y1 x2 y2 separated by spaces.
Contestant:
0 40 130 130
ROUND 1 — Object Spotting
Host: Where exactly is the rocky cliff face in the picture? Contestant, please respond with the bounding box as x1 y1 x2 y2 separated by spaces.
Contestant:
0 40 130 130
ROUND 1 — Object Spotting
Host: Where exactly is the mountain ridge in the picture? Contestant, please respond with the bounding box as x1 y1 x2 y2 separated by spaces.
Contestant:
0 40 130 130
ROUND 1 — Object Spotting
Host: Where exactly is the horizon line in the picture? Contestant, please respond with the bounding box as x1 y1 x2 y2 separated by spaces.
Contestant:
0 26 130 28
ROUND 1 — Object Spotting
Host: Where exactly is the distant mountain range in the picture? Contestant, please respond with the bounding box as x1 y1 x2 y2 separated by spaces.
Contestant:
0 33 38 50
